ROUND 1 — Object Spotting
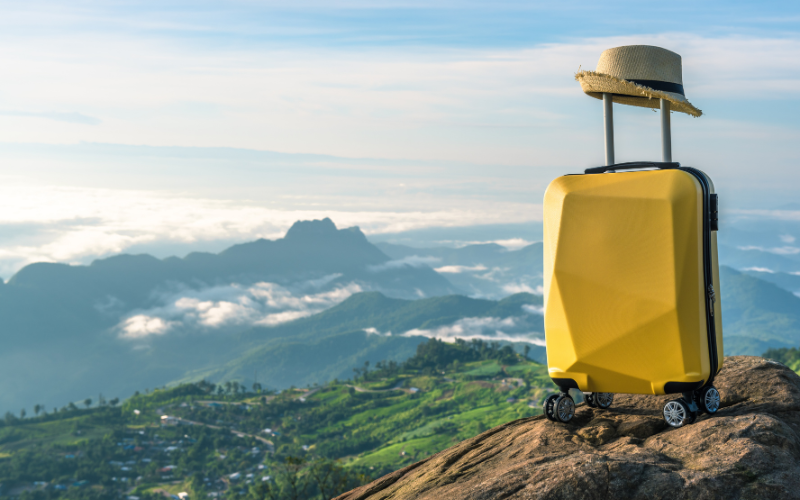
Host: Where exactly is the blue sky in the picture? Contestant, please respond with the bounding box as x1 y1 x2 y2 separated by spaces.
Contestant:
0 0 799 278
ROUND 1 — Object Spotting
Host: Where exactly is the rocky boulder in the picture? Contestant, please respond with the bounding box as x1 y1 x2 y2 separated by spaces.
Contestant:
335 356 800 500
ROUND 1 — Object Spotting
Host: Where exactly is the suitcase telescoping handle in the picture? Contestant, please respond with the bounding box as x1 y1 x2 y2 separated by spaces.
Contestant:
601 93 673 166
584 161 680 174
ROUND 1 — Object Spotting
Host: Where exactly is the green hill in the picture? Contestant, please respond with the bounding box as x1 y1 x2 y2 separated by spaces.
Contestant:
0 339 553 500
172 291 546 390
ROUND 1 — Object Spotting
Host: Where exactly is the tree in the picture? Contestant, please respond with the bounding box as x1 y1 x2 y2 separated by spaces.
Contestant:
84 398 92 409
98 393 106 407
109 397 120 406
19 408 26 419
253 382 262 393
523 345 531 360
34 404 41 416
68 402 78 411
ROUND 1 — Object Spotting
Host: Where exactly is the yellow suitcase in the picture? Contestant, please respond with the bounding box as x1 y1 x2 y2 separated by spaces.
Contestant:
543 44 722 428
542 162 723 427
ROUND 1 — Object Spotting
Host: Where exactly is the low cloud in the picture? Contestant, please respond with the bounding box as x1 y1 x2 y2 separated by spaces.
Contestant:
363 302 546 345
117 278 361 339
742 267 775 274
367 255 440 273
780 234 797 244
738 245 800 255
120 315 175 339
434 264 487 274
0 183 539 279
363 327 392 337
400 316 545 346
729 209 800 222
457 238 536 251
522 304 544 315
502 283 544 295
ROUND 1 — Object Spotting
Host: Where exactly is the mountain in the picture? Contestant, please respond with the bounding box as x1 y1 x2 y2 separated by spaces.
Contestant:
0 219 463 414
0 261 543 415
375 242 543 298
336 356 800 500
8 218 456 309
171 291 546 391
720 266 800 355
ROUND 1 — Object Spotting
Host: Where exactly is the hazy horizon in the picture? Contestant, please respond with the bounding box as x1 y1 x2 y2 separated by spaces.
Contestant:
2 0 800 278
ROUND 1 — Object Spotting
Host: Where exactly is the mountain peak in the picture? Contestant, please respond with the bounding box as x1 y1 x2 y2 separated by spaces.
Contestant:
284 218 338 239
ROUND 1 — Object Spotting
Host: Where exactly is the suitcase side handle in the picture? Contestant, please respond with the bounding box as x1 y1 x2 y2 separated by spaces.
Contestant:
584 161 680 174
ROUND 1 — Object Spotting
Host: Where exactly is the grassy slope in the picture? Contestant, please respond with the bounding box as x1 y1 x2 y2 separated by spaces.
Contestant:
172 292 544 389
0 354 553 499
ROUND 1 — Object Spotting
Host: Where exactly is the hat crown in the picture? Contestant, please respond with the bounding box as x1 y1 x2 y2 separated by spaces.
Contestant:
596 45 683 85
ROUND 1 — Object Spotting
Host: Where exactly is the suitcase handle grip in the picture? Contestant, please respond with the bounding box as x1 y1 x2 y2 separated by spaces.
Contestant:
585 161 680 174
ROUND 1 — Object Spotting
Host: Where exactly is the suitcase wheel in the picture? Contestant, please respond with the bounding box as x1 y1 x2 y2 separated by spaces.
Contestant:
553 393 575 423
584 392 613 409
594 392 614 409
543 394 559 421
663 398 696 428
694 386 720 414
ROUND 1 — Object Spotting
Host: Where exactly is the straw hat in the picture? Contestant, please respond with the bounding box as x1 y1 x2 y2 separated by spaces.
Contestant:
575 45 702 117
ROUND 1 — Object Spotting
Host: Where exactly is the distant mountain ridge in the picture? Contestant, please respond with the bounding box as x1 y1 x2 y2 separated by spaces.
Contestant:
9 218 455 308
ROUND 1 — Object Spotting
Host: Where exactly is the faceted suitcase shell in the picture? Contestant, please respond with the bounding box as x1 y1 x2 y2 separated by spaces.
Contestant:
543 168 723 395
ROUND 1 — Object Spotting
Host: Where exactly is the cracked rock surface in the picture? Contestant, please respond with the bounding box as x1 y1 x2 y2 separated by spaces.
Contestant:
334 356 800 500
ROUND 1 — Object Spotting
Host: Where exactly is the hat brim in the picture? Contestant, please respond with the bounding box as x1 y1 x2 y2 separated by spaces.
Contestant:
575 71 702 117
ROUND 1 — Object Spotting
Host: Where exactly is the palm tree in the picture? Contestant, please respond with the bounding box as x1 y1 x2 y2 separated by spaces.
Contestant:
33 404 41 417
19 408 26 419
84 398 92 409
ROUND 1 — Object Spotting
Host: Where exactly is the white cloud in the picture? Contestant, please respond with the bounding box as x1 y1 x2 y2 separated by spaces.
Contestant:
363 327 392 337
401 316 545 346
502 283 544 295
738 245 800 256
741 267 775 274
729 210 800 222
457 239 535 250
367 255 441 272
522 304 544 315
116 280 362 339
780 234 797 244
120 315 176 339
0 183 539 278
434 264 487 274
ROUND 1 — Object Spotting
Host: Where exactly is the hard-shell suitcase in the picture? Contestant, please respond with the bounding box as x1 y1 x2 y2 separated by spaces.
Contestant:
542 100 723 428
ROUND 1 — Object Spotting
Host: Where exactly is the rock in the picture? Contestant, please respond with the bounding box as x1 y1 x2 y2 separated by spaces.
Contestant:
335 356 800 500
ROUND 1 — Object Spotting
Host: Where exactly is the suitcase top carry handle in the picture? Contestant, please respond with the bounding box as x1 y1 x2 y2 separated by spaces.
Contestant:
602 93 673 166
585 161 680 174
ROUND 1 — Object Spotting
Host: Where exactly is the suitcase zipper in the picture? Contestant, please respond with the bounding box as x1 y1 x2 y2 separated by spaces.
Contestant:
680 167 719 383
